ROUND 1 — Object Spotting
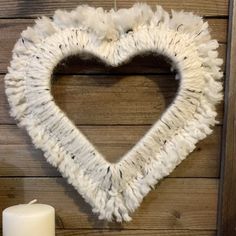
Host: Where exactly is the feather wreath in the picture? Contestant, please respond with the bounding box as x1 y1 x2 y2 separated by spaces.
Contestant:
5 3 223 222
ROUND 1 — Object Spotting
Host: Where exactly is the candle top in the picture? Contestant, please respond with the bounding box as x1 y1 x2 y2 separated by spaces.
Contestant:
3 204 54 217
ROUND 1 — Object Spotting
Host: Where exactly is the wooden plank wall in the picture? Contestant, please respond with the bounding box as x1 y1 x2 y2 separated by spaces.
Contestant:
0 1 228 235
218 0 236 235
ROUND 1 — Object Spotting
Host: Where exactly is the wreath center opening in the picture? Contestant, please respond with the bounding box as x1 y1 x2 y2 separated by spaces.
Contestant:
51 52 179 163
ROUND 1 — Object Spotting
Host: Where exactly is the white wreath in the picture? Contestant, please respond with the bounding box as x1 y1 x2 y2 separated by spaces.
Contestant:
5 3 223 222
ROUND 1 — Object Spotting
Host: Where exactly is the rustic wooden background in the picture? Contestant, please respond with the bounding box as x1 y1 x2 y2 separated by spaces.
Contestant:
0 1 229 235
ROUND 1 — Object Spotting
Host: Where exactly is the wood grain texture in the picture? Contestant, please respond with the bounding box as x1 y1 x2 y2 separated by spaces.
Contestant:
51 75 224 125
0 0 228 18
55 229 216 236
0 75 224 125
0 1 113 18
218 0 236 235
0 125 221 177
0 178 218 230
0 18 227 73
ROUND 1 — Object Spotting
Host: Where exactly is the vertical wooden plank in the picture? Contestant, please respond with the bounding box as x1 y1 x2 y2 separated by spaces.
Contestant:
218 0 236 235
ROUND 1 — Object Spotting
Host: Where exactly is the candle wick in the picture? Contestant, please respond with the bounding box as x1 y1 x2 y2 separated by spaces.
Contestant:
28 199 37 205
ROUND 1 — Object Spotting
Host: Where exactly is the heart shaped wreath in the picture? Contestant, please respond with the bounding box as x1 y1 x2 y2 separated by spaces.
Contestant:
5 3 223 222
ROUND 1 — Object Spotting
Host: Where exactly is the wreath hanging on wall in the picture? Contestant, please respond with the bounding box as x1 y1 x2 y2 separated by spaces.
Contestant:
5 3 223 222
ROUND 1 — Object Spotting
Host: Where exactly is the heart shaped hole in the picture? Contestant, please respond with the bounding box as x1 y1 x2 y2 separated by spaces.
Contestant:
51 52 179 163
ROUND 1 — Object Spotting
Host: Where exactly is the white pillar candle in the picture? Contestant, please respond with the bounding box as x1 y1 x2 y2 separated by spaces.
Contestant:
2 200 55 236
